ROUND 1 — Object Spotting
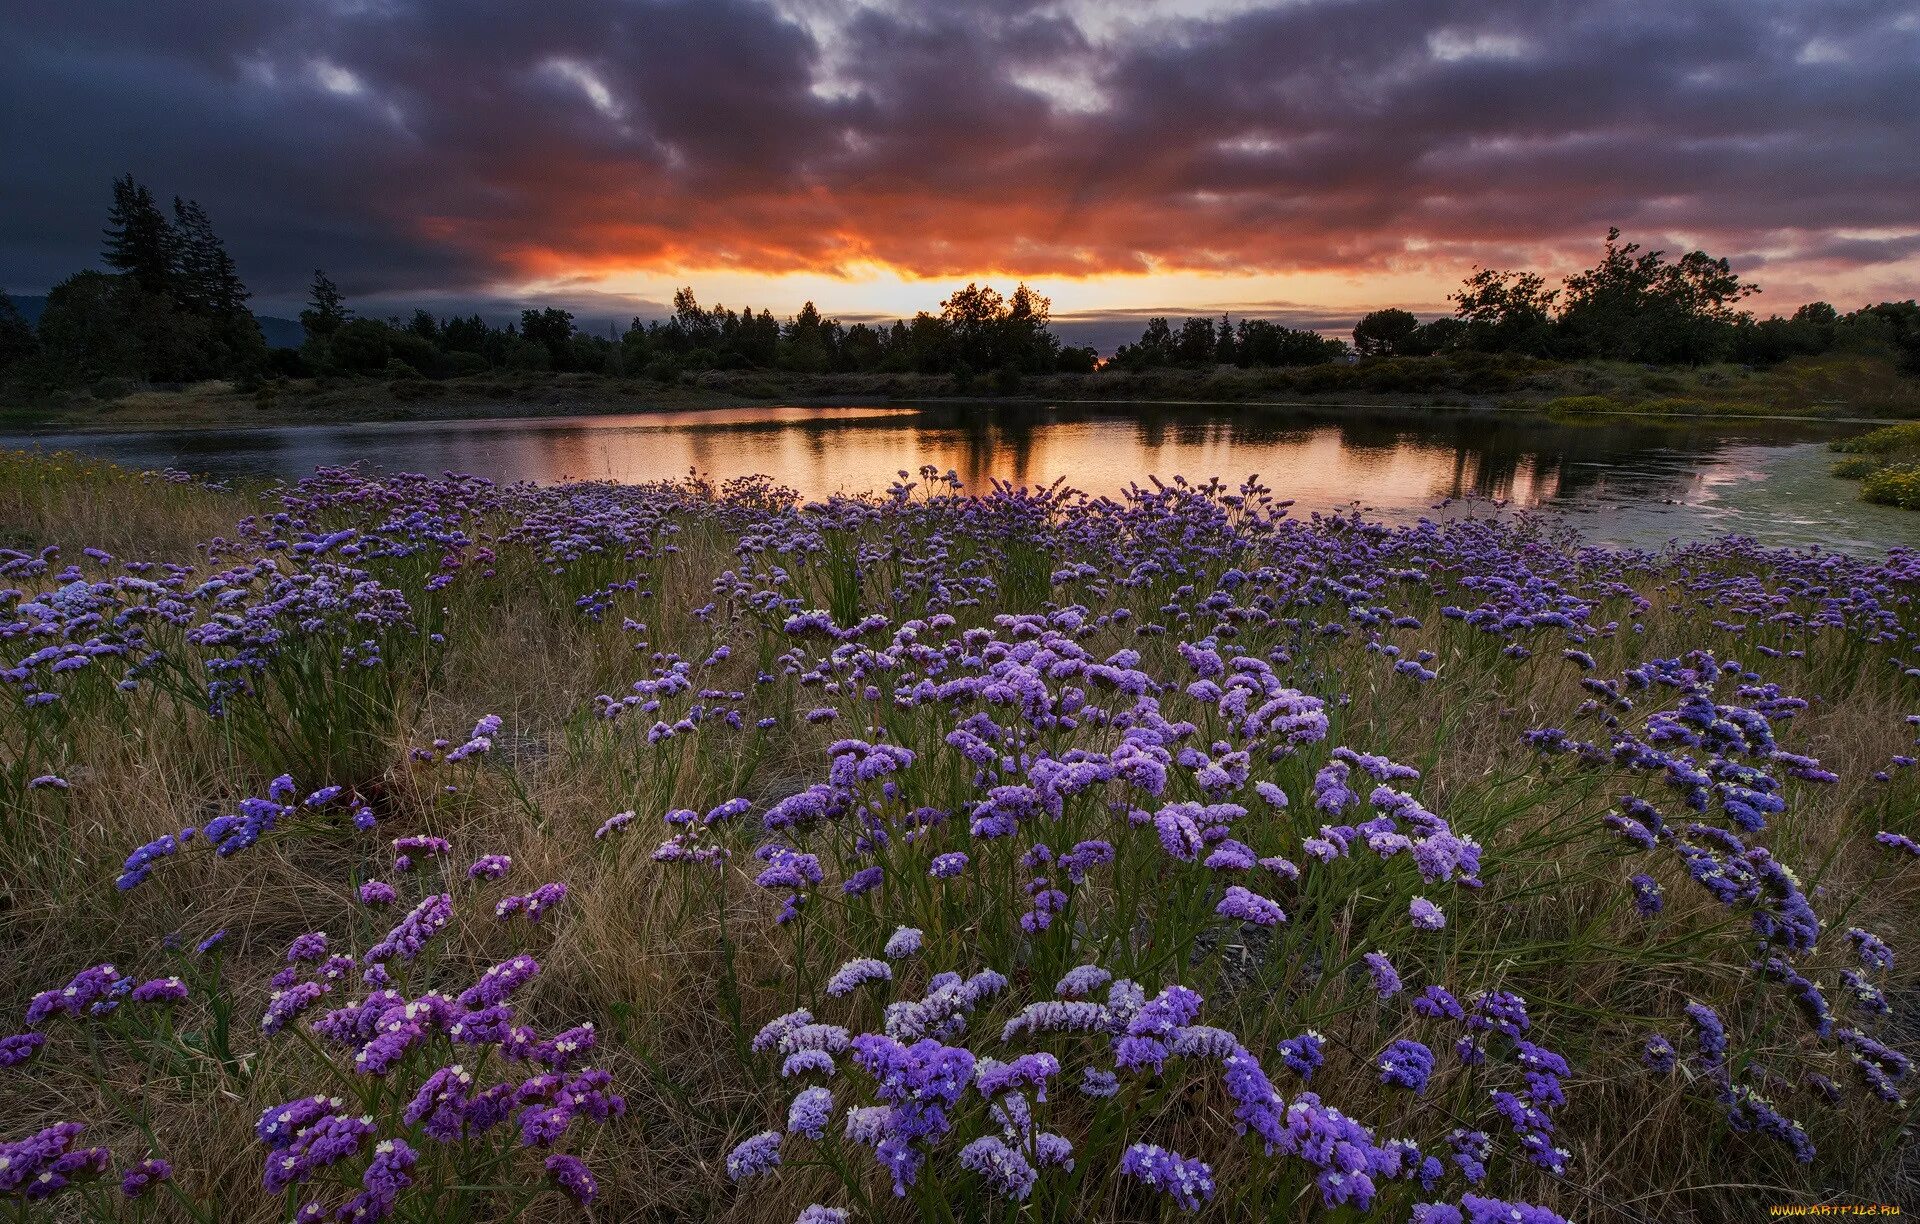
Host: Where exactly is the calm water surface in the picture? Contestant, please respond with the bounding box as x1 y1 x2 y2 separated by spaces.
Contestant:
9 402 1918 553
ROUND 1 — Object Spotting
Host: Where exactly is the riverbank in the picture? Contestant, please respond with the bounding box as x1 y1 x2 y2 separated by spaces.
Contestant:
2 352 1914 434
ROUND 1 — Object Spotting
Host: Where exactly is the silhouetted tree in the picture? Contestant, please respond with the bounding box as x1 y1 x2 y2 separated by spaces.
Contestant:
1850 300 1920 374
301 271 349 340
1174 316 1215 366
102 175 177 297
1055 345 1098 374
520 308 575 368
1111 317 1174 369
1352 308 1421 359
170 198 248 317
940 282 1006 371
1556 227 1758 363
1233 319 1346 367
168 198 265 374
1407 317 1466 356
1451 268 1558 355
1003 283 1060 372
779 301 832 372
1213 314 1237 365
327 318 411 373
406 310 439 343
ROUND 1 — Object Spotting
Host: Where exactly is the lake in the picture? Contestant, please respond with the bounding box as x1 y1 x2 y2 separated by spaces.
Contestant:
6 402 1917 553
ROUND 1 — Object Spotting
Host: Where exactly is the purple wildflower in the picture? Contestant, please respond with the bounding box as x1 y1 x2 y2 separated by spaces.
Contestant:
1216 884 1286 926
466 854 511 880
929 852 969 878
1118 1142 1214 1212
545 1154 597 1207
120 1157 173 1199
594 810 636 839
721 1135 783 1181
0 1033 46 1067
825 957 893 997
787 1086 834 1140
1413 986 1464 1020
1686 1001 1728 1068
130 976 189 1005
959 1135 1038 1201
1628 873 1663 916
975 1053 1060 1100
1642 1034 1677 1073
1363 951 1402 998
1278 1031 1325 1079
1379 1039 1436 1093
1409 896 1446 930
1458 1196 1571 1224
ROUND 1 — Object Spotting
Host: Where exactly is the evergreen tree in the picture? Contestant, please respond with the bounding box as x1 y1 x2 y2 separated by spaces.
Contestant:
171 198 249 317
101 175 177 297
406 310 439 342
1213 314 1236 364
301 270 350 339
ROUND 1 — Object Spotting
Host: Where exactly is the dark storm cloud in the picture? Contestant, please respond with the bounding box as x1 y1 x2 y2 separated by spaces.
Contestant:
2 0 1916 312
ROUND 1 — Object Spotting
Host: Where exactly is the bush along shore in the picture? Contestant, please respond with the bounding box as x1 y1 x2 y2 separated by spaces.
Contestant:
1832 422 1920 510
3 455 1920 1222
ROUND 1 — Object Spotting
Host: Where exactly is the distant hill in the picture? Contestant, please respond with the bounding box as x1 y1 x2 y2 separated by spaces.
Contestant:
254 315 305 349
4 293 306 350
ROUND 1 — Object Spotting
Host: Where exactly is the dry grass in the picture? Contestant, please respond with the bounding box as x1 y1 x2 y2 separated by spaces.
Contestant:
0 449 248 559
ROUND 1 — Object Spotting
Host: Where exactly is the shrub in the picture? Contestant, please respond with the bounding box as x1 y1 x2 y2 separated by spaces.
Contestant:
1860 463 1920 508
1831 420 1920 455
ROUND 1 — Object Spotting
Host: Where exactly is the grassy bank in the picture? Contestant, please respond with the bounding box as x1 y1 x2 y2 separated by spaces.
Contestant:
1828 422 1920 510
2 454 1919 1222
3 352 1915 434
1538 353 1920 420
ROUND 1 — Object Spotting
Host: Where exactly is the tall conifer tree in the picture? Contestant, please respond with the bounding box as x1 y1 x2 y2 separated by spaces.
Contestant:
101 174 177 296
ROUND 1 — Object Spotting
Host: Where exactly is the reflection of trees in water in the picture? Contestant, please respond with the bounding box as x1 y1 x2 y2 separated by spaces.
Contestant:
82 427 296 482
1102 405 1819 508
890 407 1046 492
943 402 1827 507
57 401 1847 509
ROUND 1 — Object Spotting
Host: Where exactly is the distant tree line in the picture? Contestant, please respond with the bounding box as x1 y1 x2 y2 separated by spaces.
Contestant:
1107 315 1349 371
6 193 1919 398
291 279 1100 388
1351 229 1920 372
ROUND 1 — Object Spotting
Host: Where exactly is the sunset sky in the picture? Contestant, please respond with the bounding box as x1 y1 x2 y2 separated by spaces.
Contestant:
5 0 1918 341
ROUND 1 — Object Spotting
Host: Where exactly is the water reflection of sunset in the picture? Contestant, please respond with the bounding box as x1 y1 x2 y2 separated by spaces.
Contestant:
484 409 1567 511
9 404 1913 552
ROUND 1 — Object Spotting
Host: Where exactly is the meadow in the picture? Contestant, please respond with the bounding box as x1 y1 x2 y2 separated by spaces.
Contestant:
2 449 1918 1223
